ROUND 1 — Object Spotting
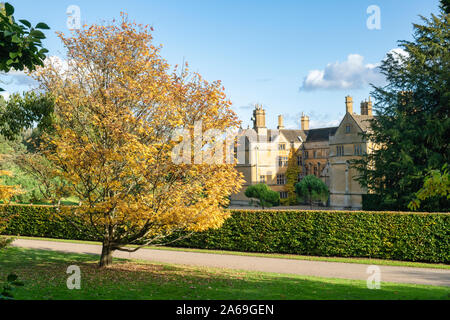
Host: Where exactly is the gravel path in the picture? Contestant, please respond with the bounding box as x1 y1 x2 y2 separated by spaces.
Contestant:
11 239 450 287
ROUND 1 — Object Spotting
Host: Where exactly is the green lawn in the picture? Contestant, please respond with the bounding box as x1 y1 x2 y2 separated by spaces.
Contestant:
0 247 449 300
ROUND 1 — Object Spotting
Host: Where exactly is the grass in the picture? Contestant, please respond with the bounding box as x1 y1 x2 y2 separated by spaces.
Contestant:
15 236 450 270
0 247 449 300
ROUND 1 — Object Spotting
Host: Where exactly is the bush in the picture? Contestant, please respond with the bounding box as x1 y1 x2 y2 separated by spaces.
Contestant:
295 175 329 206
1 205 449 263
0 204 97 241
244 184 280 208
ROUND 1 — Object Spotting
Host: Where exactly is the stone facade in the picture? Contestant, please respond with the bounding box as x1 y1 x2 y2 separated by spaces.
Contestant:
231 96 375 209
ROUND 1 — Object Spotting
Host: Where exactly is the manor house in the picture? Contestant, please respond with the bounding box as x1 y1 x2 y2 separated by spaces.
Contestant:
231 96 375 209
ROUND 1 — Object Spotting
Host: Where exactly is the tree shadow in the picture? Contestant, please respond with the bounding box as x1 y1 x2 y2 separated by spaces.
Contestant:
0 247 448 300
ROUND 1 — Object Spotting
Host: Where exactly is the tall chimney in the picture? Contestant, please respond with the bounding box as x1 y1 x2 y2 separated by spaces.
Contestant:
360 100 367 115
277 115 285 130
252 104 266 129
367 96 372 116
301 113 309 131
345 96 353 114
360 97 373 116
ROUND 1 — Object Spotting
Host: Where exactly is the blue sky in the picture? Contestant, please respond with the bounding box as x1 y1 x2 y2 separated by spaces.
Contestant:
2 0 441 129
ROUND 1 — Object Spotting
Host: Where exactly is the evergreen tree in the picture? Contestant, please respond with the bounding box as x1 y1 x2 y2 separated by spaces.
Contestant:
283 148 301 205
295 175 329 207
245 183 280 209
354 4 449 211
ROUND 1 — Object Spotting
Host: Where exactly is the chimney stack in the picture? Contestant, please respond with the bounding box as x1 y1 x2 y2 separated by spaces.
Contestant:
301 113 309 131
360 97 373 116
252 104 266 130
345 96 353 114
277 115 285 130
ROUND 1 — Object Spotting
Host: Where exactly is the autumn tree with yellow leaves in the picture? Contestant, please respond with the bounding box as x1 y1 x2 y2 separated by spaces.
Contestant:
0 154 22 249
0 155 21 203
33 15 243 267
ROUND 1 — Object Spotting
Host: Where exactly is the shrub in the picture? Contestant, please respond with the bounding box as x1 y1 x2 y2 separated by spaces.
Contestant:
244 184 280 208
295 175 329 206
0 204 97 241
169 210 450 263
1 205 449 263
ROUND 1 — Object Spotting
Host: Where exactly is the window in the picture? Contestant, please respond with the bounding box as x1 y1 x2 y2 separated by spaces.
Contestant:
304 151 309 159
280 191 288 199
278 143 286 151
277 174 286 185
313 150 317 158
297 155 302 166
336 145 344 156
297 173 303 182
354 144 363 155
314 165 317 176
345 125 351 133
278 156 288 167
259 175 266 183
318 163 321 175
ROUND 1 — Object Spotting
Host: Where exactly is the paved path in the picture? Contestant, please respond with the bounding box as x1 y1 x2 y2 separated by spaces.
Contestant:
11 239 450 287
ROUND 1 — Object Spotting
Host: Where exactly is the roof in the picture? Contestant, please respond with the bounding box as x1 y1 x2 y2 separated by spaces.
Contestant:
238 126 338 144
304 127 338 142
279 129 307 143
351 114 375 132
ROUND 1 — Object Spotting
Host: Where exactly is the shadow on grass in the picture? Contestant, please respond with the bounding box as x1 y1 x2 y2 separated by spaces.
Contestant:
0 247 449 300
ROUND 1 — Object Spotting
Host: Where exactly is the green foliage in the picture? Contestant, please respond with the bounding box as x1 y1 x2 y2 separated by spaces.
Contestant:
0 135 47 203
409 164 450 211
244 183 280 208
440 0 450 14
2 205 449 263
0 91 54 140
295 175 329 205
1 205 96 240
0 273 24 300
353 5 450 211
282 149 301 205
170 210 449 263
0 2 49 91
0 236 12 249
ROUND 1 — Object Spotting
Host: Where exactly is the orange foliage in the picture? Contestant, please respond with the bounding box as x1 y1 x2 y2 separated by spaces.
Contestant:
32 15 243 257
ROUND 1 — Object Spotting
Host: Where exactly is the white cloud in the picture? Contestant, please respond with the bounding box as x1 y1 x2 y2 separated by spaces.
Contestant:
0 55 70 88
0 91 10 101
386 48 409 64
309 119 341 129
300 54 385 91
0 69 36 86
299 48 410 91
282 111 343 129
45 55 69 73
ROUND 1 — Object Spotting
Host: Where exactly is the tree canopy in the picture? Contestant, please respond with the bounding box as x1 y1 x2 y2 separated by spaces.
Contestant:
0 2 49 91
31 15 243 267
295 175 329 206
282 148 300 205
353 5 449 211
244 183 280 209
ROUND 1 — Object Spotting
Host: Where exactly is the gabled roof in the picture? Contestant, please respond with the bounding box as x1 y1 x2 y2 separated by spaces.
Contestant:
351 114 375 132
238 126 339 144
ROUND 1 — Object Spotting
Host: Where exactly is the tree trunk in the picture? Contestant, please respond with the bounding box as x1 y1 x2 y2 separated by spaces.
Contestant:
99 242 114 267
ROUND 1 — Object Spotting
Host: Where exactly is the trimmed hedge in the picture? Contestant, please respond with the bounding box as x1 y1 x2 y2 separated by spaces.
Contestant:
0 205 97 241
1 205 449 263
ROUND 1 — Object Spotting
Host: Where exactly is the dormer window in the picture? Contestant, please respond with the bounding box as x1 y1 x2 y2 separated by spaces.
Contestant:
345 125 351 133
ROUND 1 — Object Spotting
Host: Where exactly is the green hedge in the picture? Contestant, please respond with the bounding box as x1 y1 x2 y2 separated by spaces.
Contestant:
1 205 449 263
0 205 97 241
